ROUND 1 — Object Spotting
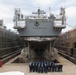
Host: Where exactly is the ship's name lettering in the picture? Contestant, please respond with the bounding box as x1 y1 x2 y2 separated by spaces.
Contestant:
33 27 46 29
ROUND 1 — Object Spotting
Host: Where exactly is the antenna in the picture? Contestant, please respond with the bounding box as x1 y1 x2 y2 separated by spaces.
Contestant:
49 7 51 16
36 0 40 9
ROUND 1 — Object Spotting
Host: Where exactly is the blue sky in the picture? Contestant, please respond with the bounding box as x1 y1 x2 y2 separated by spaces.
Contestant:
0 0 76 32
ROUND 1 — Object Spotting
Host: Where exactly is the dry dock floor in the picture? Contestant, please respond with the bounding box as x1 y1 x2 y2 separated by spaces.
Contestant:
0 55 76 75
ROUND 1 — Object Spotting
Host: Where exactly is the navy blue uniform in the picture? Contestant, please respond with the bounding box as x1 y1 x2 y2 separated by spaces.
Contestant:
58 64 63 72
29 62 33 72
44 63 48 73
51 62 55 72
38 63 41 72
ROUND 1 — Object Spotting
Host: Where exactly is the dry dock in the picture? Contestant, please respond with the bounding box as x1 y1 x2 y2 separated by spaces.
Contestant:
0 55 76 75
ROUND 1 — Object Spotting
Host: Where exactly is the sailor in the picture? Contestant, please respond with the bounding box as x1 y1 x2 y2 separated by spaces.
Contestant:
43 62 45 72
44 63 48 73
29 62 31 72
35 62 38 72
46 61 49 71
56 64 59 72
54 64 58 72
40 62 44 73
32 62 35 72
49 62 52 71
39 62 42 73
51 62 55 72
30 62 35 72
34 62 36 72
58 64 63 72
60 64 63 72
38 62 41 73
43 62 44 72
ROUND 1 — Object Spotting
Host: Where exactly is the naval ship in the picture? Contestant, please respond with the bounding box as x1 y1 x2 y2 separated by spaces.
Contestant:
13 7 66 61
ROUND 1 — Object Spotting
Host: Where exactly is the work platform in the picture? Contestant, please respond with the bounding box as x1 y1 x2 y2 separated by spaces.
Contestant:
0 55 76 75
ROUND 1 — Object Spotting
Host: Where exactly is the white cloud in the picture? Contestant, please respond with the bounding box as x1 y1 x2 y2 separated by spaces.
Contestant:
65 0 76 7
0 4 10 19
65 6 76 28
0 4 13 30
58 0 76 8
66 6 76 17
36 0 51 6
32 0 58 9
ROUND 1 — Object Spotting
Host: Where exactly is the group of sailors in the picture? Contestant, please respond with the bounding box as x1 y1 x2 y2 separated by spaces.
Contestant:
29 61 63 73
